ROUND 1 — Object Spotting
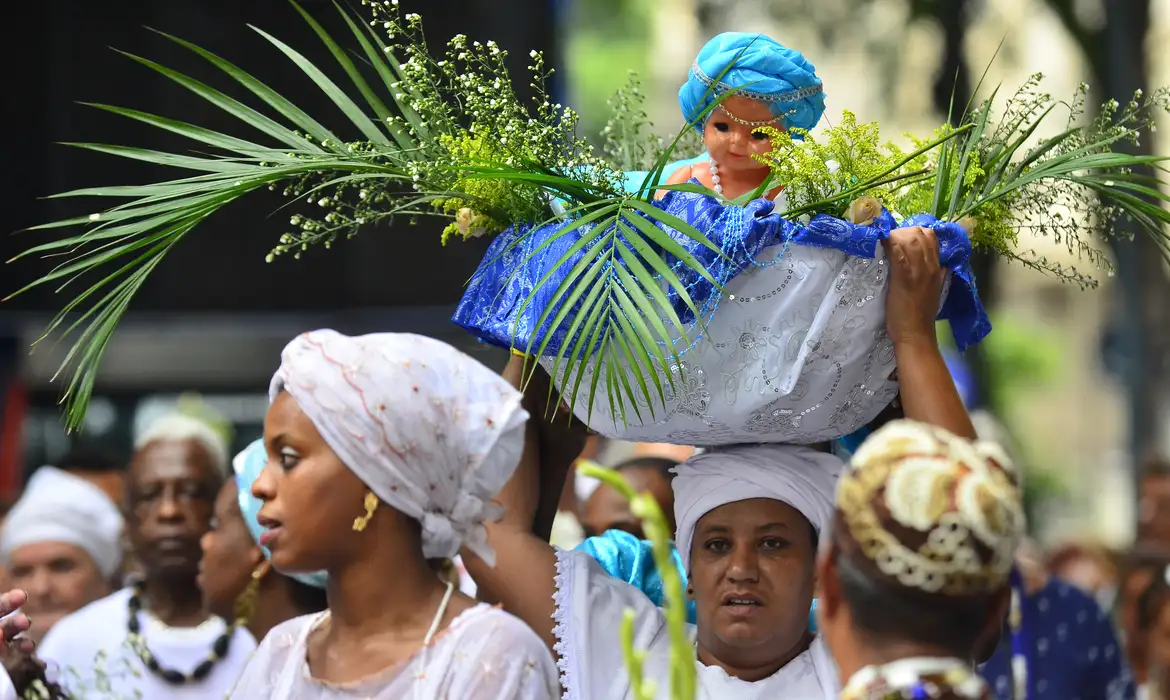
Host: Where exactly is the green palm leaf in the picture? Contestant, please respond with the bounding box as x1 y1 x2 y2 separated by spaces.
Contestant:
11 0 738 434
8 4 426 431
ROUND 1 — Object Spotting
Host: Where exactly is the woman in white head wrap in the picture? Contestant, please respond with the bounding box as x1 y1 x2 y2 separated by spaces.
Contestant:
227 330 558 700
0 466 123 641
466 357 843 699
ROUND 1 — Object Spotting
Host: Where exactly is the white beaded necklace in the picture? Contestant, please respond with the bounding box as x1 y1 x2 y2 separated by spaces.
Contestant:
709 161 724 197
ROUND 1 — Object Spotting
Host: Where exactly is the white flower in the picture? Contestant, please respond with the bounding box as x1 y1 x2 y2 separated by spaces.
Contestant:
529 49 538 58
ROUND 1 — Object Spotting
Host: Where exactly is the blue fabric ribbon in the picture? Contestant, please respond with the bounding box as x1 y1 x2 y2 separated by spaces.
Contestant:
452 190 990 357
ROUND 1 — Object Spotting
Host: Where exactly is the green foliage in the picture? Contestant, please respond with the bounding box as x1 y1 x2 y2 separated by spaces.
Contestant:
754 75 1170 287
5 0 729 431
10 1 1170 443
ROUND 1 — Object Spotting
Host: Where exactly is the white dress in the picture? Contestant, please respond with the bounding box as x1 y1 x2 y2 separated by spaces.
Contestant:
229 603 559 700
38 588 256 700
553 549 840 699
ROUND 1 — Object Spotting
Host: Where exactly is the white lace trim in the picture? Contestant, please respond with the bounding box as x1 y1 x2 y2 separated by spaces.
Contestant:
552 548 577 700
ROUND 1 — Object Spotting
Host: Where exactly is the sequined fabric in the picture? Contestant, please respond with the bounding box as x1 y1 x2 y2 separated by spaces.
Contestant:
451 190 988 445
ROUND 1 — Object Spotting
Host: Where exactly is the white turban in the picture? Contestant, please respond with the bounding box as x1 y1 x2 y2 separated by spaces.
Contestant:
1 467 125 578
269 330 528 566
673 444 843 571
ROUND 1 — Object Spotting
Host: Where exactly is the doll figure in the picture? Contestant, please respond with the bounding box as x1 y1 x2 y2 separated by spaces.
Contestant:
659 32 827 201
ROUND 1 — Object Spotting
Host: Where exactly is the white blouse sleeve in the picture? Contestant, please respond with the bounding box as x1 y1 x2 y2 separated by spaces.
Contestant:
553 548 670 700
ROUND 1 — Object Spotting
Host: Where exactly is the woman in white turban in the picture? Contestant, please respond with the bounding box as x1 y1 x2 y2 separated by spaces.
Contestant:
227 330 559 700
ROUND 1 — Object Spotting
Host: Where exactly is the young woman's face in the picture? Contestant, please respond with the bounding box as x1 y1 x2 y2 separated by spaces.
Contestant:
251 392 371 575
688 498 816 669
198 480 262 620
703 96 779 175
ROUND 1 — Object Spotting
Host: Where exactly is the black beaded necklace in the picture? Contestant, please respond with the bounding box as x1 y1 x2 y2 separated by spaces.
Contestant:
125 579 236 685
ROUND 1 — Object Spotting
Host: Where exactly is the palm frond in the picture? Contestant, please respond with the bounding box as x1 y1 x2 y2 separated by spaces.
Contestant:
509 196 728 425
11 0 735 434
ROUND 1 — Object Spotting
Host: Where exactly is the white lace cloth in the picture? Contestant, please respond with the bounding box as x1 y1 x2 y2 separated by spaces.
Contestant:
228 604 558 700
552 549 839 700
544 242 931 446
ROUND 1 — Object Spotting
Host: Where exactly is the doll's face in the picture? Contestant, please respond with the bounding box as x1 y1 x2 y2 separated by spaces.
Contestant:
704 96 779 174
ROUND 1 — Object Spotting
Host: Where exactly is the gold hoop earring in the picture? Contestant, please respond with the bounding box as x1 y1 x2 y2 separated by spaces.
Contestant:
352 490 379 532
233 559 270 626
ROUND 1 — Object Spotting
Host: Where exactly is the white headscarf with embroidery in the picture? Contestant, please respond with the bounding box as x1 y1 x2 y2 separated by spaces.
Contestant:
269 330 528 566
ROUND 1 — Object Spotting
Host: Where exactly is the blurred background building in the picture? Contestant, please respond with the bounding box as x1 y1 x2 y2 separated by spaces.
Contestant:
1 0 1168 550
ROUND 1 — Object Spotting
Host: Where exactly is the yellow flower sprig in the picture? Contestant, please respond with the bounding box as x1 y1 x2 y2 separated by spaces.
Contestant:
578 463 696 700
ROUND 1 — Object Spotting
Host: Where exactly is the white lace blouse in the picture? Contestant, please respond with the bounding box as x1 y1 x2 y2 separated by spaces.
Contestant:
553 549 840 700
229 603 558 700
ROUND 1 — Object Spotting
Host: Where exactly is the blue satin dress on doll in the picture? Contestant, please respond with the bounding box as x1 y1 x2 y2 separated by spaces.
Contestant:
575 529 819 630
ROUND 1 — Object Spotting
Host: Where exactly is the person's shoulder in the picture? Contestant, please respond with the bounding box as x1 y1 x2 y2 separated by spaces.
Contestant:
45 589 130 637
449 605 550 652
1035 579 1120 645
257 612 320 647
664 164 696 185
1038 579 1108 616
39 589 132 662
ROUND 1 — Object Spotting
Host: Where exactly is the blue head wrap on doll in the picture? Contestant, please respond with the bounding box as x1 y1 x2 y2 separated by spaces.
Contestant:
233 438 328 589
679 32 826 135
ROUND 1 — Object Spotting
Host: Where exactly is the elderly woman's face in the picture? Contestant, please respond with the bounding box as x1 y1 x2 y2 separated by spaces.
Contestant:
689 498 816 667
198 480 262 621
703 95 777 175
252 392 370 575
5 542 110 643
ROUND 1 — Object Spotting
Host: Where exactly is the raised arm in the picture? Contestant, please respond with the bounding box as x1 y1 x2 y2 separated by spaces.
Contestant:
883 226 977 440
461 356 588 650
